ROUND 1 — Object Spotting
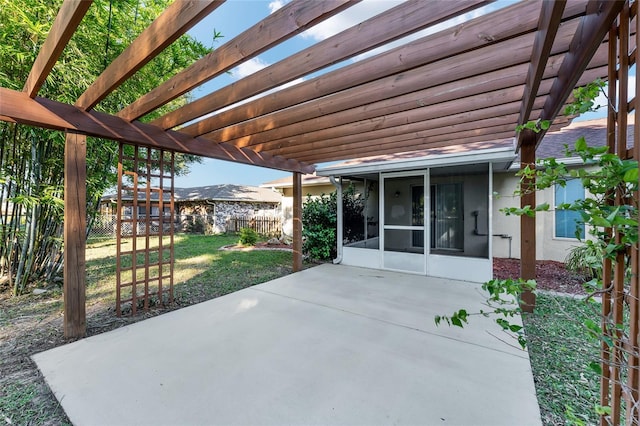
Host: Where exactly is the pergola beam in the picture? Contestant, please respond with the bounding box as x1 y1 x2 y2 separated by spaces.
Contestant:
533 0 625 145
181 0 585 138
516 0 566 135
0 87 314 173
117 0 358 122
75 0 223 110
23 0 93 98
152 0 489 130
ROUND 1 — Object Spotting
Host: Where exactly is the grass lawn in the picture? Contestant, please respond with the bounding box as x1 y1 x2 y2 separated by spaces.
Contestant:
0 233 296 425
523 293 602 425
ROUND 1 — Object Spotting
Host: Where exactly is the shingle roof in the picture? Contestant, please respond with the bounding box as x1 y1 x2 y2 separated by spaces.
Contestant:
534 116 634 160
103 184 281 203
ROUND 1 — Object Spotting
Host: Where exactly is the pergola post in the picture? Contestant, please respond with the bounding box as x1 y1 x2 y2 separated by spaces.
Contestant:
519 130 536 312
63 131 87 338
292 172 303 272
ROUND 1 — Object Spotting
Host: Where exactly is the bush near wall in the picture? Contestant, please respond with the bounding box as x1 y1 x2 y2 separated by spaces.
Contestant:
302 185 365 261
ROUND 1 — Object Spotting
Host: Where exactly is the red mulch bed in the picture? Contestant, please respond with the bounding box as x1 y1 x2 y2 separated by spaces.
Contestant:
493 258 586 295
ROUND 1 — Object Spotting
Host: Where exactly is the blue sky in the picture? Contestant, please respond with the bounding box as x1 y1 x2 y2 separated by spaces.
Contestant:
173 0 618 188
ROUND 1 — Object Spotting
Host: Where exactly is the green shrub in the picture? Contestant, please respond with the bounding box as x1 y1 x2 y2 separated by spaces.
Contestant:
301 184 365 261
239 227 258 246
302 192 337 260
565 241 603 281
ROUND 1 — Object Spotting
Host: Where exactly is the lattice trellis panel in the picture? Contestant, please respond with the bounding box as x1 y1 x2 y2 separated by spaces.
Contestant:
116 144 175 316
599 2 640 424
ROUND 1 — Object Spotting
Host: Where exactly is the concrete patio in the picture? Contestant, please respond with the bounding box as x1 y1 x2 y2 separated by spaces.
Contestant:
34 264 541 425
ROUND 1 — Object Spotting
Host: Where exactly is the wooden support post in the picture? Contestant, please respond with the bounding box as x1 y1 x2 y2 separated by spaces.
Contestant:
292 172 303 272
520 131 536 312
64 131 87 338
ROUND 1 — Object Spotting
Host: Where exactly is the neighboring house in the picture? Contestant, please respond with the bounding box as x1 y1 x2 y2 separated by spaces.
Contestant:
263 117 630 283
100 184 281 234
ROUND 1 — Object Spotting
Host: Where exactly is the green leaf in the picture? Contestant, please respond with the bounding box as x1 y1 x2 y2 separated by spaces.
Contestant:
623 167 638 183
590 215 611 228
451 316 463 328
588 361 602 375
508 324 523 333
575 136 587 151
534 203 550 212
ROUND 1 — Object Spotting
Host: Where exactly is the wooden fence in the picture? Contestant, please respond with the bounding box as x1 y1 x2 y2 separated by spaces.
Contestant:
226 215 281 237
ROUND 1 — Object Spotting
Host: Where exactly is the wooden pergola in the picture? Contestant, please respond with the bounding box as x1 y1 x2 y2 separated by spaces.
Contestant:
8 0 640 422
0 0 625 329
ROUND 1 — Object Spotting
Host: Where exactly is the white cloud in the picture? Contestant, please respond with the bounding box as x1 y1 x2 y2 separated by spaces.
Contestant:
349 3 505 63
268 0 286 14
301 0 402 41
232 58 270 79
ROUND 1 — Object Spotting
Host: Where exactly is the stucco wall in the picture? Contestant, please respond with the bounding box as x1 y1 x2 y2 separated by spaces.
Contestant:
492 171 585 262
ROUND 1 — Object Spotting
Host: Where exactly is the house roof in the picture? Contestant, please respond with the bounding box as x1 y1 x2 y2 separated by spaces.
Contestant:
534 116 634 160
104 184 281 203
0 1 623 173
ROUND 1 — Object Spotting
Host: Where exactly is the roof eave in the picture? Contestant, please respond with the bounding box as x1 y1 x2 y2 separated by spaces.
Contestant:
316 144 518 177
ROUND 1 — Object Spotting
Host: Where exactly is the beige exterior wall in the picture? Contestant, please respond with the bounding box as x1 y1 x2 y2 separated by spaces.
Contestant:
492 171 587 262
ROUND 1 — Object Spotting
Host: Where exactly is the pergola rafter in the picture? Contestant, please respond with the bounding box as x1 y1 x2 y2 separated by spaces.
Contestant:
516 0 566 128
23 0 93 98
534 0 625 144
75 0 224 110
260 67 603 162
